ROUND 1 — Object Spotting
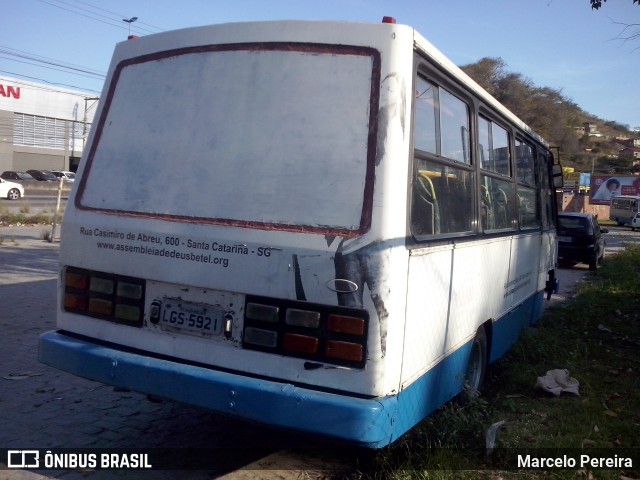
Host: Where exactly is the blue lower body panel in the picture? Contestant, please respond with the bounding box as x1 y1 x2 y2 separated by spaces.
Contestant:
38 293 543 448
38 331 396 447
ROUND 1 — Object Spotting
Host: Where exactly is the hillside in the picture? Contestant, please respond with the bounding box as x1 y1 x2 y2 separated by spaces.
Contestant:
461 57 639 174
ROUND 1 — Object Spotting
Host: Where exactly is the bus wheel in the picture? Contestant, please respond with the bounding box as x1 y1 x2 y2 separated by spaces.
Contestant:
465 327 487 395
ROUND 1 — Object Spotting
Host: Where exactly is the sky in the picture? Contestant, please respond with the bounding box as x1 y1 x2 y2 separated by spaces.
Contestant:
2 0 639 130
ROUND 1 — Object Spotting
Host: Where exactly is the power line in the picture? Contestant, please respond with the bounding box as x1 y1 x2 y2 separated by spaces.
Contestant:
0 46 105 76
66 0 165 33
0 71 101 94
0 48 105 79
37 0 130 31
36 0 164 35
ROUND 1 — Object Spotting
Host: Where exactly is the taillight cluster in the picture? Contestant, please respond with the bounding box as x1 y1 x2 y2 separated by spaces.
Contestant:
63 266 146 327
242 295 369 368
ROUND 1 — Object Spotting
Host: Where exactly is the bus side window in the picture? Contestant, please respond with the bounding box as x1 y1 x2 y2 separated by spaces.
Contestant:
412 172 439 235
479 116 515 231
412 160 473 237
414 77 437 154
516 138 541 229
412 76 473 238
481 175 514 230
539 153 554 230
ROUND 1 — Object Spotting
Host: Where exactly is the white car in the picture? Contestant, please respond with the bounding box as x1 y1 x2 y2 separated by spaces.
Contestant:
52 170 76 182
0 178 24 200
631 213 640 231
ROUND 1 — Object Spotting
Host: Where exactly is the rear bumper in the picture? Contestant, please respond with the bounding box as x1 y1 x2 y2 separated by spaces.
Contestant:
38 330 396 447
558 245 598 264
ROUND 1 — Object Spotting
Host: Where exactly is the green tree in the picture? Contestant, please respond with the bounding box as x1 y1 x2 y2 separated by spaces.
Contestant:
461 58 581 151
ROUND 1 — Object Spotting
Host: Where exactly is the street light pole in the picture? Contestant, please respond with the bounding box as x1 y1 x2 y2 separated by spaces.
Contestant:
122 17 138 37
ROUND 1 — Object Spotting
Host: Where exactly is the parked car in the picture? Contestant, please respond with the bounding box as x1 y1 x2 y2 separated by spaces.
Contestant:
631 213 640 232
51 170 76 182
1 171 36 182
26 169 58 181
0 178 24 200
557 212 607 270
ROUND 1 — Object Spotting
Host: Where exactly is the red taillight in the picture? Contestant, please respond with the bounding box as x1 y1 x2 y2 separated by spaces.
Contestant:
64 294 87 311
283 334 319 354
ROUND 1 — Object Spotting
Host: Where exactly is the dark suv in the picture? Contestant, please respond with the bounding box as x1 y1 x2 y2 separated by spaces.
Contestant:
26 169 58 181
557 213 607 270
1 171 35 181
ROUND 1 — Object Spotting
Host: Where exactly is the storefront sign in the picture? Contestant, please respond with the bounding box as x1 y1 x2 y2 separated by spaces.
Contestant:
0 84 20 99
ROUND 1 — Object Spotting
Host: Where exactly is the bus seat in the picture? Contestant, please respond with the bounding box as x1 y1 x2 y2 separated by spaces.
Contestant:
495 188 508 228
413 173 440 235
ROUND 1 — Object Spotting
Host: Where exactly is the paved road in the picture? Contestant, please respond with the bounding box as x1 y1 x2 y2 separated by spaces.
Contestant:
0 227 338 480
1 224 637 479
546 225 640 307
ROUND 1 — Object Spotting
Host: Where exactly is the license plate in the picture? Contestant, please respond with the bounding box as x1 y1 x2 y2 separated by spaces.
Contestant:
558 236 572 242
160 299 224 337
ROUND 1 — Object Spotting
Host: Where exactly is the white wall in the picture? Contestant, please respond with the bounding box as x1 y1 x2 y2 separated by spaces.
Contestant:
0 76 97 123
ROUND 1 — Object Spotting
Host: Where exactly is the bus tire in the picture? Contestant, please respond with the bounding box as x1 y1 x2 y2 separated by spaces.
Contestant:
465 326 487 395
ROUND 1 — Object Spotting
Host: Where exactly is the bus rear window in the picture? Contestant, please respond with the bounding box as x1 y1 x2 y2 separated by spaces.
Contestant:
79 44 379 235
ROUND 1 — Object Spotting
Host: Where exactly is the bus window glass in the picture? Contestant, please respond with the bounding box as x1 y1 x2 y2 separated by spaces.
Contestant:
492 124 510 176
516 139 536 185
440 89 470 164
518 186 541 229
539 153 553 229
412 159 473 236
481 175 515 230
479 116 510 176
80 47 377 233
478 116 490 169
414 77 437 154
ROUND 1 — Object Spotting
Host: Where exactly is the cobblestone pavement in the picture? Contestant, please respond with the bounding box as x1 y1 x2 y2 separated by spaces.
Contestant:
0 227 336 480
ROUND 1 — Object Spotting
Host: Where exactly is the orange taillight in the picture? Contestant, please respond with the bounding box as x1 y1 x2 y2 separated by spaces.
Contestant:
328 314 365 336
325 340 363 363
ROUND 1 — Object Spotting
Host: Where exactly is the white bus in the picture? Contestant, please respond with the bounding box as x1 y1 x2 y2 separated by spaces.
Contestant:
39 18 562 448
610 195 640 226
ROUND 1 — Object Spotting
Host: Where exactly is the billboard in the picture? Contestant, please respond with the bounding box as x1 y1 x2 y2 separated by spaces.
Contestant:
590 175 640 204
563 171 580 189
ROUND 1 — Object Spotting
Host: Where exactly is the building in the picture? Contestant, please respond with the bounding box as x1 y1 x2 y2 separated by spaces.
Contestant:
583 122 603 138
0 76 98 174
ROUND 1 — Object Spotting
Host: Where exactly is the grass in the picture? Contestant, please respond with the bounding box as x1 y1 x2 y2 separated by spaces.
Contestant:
0 211 54 226
352 246 640 479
